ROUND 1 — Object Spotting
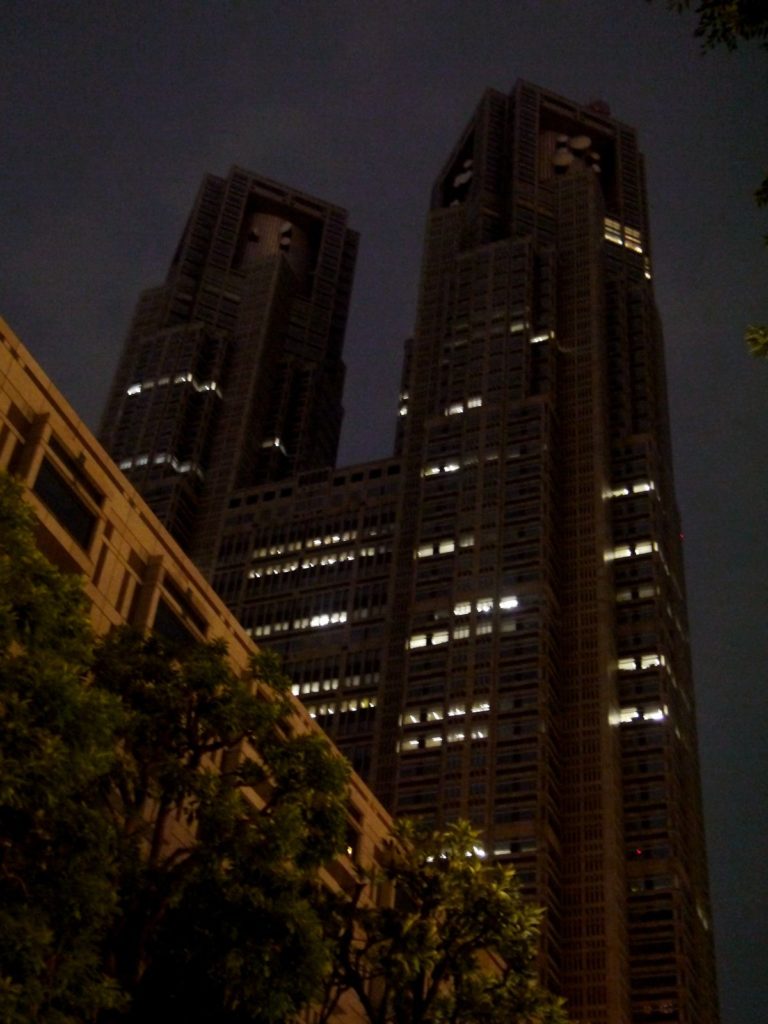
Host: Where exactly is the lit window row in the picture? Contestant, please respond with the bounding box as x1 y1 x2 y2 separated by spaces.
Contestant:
530 330 555 344
249 611 347 637
444 395 483 416
415 534 474 558
306 696 376 718
425 844 487 863
616 584 657 602
421 449 504 478
605 539 658 561
453 595 518 615
618 653 665 671
604 218 644 254
252 530 358 559
126 373 223 398
292 679 339 696
309 611 347 628
249 548 358 578
408 610 516 649
605 480 655 498
422 461 460 476
398 726 489 752
495 839 536 856
400 700 491 725
291 671 379 698
611 704 668 725
118 453 203 477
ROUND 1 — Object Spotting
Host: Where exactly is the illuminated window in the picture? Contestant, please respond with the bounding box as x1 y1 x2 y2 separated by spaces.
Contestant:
644 706 667 721
606 545 632 561
625 226 643 253
604 217 623 246
309 611 347 628
640 653 663 669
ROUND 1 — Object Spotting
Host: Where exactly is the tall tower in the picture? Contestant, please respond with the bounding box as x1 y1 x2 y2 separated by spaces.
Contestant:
381 81 717 1024
101 83 718 1024
100 167 357 568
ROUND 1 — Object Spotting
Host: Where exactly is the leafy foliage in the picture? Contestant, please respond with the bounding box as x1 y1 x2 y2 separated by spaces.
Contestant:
664 1 768 50
747 175 768 356
0 471 351 1023
746 323 768 358
317 820 568 1024
94 633 350 1023
660 3 768 356
0 473 122 1023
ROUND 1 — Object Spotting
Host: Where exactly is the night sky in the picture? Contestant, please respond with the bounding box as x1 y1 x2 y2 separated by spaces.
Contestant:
1 2 765 1019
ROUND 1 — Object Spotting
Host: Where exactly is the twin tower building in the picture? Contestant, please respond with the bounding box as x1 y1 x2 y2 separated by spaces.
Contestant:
100 81 718 1024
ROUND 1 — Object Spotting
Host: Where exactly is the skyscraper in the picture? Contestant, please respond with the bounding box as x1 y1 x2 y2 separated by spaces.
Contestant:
101 82 718 1024
100 167 357 566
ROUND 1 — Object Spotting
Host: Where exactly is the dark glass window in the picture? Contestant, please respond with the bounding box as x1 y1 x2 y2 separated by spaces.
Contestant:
33 457 96 550
153 597 196 646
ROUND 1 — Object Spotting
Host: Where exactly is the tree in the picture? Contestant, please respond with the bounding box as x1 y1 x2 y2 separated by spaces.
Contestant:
0 472 123 1023
93 632 350 1024
663 1 768 51
316 820 568 1024
660 1 768 354
0 471 351 1024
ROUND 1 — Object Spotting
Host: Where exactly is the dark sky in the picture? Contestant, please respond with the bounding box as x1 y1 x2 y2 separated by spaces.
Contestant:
1 1 766 1019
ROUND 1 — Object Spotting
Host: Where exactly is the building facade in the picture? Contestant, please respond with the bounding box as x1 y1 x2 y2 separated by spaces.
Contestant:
100 167 357 569
100 82 718 1024
0 315 392 1024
